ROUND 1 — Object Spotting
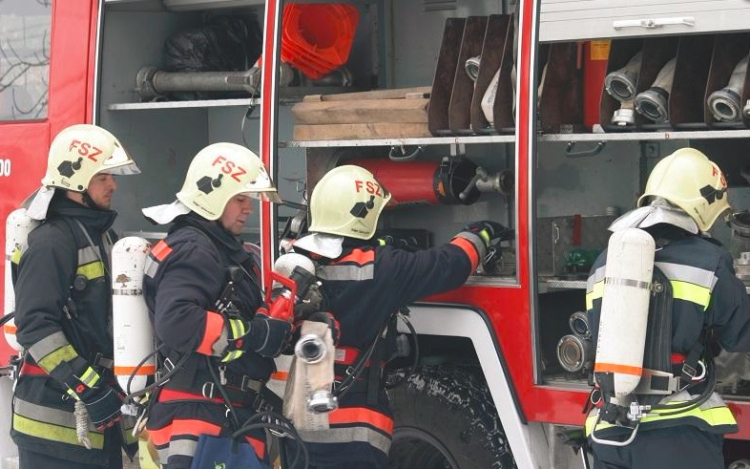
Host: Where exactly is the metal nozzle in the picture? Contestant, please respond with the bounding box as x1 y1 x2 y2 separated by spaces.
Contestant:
634 87 670 123
308 390 339 413
604 51 642 103
465 56 481 82
634 57 676 123
295 334 327 364
709 54 749 122
708 89 742 122
611 106 635 127
556 334 592 373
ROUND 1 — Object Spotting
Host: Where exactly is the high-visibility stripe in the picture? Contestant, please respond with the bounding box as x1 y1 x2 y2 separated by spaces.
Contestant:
329 407 394 434
35 344 79 374
13 414 105 449
144 257 158 279
149 419 223 446
318 263 375 281
158 388 230 405
150 240 172 261
3 323 16 334
11 247 21 265
594 362 642 376
585 393 737 436
77 245 105 279
337 248 375 266
450 236 479 271
197 310 225 356
152 429 265 462
114 364 156 376
155 440 194 465
78 367 101 388
670 280 711 310
586 279 604 311
298 425 392 454
77 246 100 265
655 262 716 290
14 397 91 430
77 261 105 280
270 371 288 381
27 331 71 364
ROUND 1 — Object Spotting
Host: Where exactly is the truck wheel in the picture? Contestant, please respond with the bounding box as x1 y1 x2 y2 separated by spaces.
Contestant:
387 365 516 469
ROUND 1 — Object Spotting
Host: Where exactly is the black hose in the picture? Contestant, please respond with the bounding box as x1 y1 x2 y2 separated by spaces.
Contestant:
125 345 189 402
0 312 14 328
232 411 309 469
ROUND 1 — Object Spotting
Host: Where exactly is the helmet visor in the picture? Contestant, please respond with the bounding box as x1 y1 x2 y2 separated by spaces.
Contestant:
246 189 282 204
100 144 141 176
241 170 281 203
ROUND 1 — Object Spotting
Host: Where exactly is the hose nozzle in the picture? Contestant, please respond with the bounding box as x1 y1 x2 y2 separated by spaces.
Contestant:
295 334 327 364
708 54 749 122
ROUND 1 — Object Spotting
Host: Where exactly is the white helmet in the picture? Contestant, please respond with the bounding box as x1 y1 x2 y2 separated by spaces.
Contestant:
308 165 391 240
637 148 730 232
143 142 280 224
26 124 140 220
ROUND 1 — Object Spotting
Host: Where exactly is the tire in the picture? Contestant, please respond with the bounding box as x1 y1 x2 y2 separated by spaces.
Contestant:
387 365 516 469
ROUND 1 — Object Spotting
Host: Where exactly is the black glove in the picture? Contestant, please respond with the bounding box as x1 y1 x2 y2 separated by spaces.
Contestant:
465 220 511 248
55 357 122 431
80 385 124 431
307 311 341 345
230 313 294 358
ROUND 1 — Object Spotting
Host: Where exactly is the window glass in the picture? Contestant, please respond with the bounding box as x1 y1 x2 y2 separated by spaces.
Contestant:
0 0 52 121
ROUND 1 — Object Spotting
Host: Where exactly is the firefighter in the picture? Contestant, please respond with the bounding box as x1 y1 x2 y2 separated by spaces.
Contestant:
286 164 506 469
585 148 750 469
11 124 141 468
140 142 294 469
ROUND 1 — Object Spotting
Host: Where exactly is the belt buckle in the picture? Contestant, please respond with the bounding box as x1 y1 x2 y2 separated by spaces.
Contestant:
156 358 175 384
252 392 271 413
240 375 253 392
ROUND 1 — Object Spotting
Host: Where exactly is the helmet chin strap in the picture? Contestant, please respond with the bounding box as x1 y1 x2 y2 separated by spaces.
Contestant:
82 190 106 211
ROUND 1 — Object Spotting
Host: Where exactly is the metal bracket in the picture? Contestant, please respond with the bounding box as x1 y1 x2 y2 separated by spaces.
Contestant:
388 145 423 162
450 142 467 157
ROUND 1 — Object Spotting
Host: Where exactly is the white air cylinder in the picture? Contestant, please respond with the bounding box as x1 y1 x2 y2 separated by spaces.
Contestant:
112 237 153 393
594 228 655 398
4 209 40 352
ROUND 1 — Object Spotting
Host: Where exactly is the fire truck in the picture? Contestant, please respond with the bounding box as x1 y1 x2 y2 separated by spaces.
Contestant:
2 0 750 467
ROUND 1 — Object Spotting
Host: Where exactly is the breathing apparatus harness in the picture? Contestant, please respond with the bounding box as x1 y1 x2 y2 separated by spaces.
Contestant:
121 225 310 467
587 236 717 446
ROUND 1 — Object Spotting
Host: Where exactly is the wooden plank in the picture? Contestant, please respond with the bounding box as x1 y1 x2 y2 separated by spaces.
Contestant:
302 86 432 102
293 123 431 140
291 98 429 124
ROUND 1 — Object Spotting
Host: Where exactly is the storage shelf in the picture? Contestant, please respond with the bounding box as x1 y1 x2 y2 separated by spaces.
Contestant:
282 128 750 148
107 98 257 110
107 87 360 111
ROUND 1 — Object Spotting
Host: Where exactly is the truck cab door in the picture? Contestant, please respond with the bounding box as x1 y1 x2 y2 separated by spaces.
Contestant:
0 0 101 366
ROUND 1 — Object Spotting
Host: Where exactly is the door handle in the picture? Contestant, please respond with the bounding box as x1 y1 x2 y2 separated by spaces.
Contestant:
612 16 695 30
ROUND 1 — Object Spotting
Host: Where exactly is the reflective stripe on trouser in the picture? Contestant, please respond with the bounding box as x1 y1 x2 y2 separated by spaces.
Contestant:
12 396 105 449
298 406 394 456
585 391 737 437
